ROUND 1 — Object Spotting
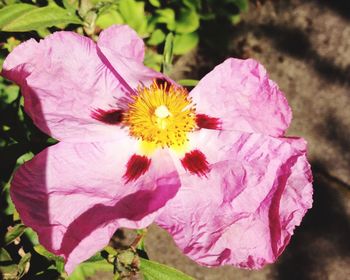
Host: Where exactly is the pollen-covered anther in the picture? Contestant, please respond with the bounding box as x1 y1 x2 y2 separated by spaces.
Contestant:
123 80 196 150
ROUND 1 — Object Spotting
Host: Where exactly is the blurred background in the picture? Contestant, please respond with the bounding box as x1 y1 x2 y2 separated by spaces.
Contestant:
0 0 349 279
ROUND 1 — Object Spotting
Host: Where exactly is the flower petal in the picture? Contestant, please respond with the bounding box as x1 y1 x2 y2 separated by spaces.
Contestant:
2 32 127 142
98 25 145 62
157 130 313 268
1 39 38 85
190 58 292 136
97 25 164 90
11 135 180 273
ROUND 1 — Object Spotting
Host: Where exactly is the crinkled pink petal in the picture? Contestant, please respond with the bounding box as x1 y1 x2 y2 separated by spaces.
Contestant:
189 58 292 136
1 39 38 85
97 25 165 90
98 25 145 62
11 134 180 274
2 31 139 142
157 130 313 269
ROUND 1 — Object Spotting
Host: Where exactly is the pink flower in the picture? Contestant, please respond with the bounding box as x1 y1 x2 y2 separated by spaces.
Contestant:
2 25 313 274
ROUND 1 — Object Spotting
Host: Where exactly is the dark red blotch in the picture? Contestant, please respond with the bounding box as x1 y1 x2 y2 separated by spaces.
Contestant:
91 109 123 124
196 114 222 130
123 154 152 183
181 149 210 177
155 78 172 92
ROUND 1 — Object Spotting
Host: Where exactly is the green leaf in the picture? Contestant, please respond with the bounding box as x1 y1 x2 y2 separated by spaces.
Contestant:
144 49 162 72
90 0 111 4
0 4 82 32
46 137 58 145
230 14 241 25
163 33 174 65
2 37 20 52
0 248 12 262
36 28 51 38
200 12 215 20
177 79 199 87
78 0 94 17
0 4 37 30
68 259 113 280
57 260 65 274
118 250 135 266
34 244 65 273
34 245 64 263
140 258 194 280
13 208 20 221
17 252 31 278
148 29 165 46
4 224 26 246
134 228 147 251
155 8 175 31
16 152 34 165
175 8 200 34
63 0 79 13
162 32 174 75
182 0 201 10
149 0 161 7
96 9 124 29
173 32 199 55
0 83 19 104
1 181 14 216
17 97 24 122
0 264 18 279
83 10 97 35
24 227 39 246
85 251 105 262
104 245 118 256
119 0 148 36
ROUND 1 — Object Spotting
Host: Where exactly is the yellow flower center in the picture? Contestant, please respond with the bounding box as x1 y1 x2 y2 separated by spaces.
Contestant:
123 80 196 154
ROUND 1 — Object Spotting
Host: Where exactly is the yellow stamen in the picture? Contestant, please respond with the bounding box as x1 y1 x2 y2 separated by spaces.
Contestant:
123 80 196 154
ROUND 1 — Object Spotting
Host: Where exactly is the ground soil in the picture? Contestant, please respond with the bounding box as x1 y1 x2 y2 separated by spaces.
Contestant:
94 1 350 279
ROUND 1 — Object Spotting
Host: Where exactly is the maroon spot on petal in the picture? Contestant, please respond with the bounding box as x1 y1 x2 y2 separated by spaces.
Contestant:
123 154 152 183
91 109 123 124
196 114 222 130
155 78 172 92
181 149 210 177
